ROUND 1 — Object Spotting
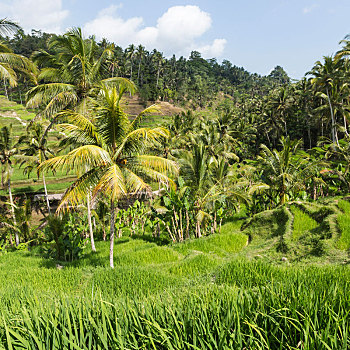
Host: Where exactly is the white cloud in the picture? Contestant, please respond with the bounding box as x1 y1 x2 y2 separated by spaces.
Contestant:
303 4 318 14
0 0 68 33
83 5 226 58
195 39 227 57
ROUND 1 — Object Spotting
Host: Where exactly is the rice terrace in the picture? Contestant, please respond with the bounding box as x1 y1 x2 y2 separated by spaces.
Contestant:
0 1 350 349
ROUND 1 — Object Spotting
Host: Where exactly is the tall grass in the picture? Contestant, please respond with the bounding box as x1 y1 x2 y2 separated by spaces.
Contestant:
291 206 318 240
337 200 350 250
0 236 349 349
0 260 349 349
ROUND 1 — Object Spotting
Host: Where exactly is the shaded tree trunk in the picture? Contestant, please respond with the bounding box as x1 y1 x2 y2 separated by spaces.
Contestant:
8 179 19 246
326 88 339 146
343 113 349 137
156 64 160 88
42 173 51 215
110 199 115 268
3 79 8 99
130 60 133 81
138 59 142 85
87 192 96 252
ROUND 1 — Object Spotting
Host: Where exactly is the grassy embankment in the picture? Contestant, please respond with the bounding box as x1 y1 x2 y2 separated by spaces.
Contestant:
0 95 176 196
1 208 350 349
0 95 75 196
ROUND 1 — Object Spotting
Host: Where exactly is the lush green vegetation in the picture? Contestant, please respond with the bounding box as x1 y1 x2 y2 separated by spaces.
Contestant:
337 200 350 250
1 230 349 349
0 19 350 349
291 206 318 240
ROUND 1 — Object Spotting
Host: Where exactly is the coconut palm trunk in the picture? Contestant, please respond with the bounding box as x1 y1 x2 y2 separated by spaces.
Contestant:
130 60 133 81
8 178 19 246
42 173 51 214
326 88 339 146
3 78 8 99
87 192 96 252
137 60 141 85
343 112 349 137
110 199 115 268
156 65 160 88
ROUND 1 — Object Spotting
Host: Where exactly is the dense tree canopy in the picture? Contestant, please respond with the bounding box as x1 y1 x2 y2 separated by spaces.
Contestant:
1 23 350 266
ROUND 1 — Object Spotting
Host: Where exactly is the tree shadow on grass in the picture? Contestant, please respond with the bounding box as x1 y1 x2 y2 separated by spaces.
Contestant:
130 234 170 246
38 238 131 269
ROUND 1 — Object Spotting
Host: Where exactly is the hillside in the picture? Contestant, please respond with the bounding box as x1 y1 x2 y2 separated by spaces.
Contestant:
0 95 181 197
241 198 350 263
0 96 75 196
1 211 349 348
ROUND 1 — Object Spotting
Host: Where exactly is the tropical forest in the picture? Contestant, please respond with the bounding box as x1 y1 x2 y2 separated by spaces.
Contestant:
0 15 349 349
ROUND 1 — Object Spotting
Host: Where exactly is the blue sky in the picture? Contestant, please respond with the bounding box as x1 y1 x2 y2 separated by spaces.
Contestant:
1 0 350 78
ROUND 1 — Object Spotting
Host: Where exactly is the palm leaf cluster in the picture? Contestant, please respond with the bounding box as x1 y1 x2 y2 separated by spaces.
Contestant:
0 20 35 88
26 28 127 118
38 82 178 267
257 137 321 205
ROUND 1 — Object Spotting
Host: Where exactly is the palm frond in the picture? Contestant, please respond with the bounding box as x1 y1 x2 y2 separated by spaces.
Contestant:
116 127 169 156
57 167 103 212
133 166 176 189
130 104 161 128
123 167 152 194
38 145 111 174
0 19 20 36
55 110 103 146
26 83 76 111
133 155 179 176
0 52 36 73
93 164 126 201
0 63 17 86
101 77 137 96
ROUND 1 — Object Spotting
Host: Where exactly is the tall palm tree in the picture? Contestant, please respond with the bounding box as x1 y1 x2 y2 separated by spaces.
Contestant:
125 44 136 82
38 82 179 267
268 86 293 137
136 44 146 86
258 136 319 205
309 56 344 145
19 122 54 214
26 27 118 118
0 19 35 91
0 124 23 246
0 19 20 36
293 78 316 149
152 50 165 89
27 28 133 248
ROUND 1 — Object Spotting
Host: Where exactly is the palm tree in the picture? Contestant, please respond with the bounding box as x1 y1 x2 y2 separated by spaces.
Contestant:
26 28 117 118
0 124 23 246
336 34 350 60
136 44 146 86
0 20 35 92
38 82 179 267
26 28 132 248
178 143 214 237
268 86 293 137
293 78 316 149
3 199 32 244
0 19 20 36
125 44 136 82
19 122 54 214
152 50 165 89
309 56 344 145
258 136 319 205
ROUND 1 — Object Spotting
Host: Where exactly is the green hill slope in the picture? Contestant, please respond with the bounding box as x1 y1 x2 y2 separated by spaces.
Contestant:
0 95 180 197
241 198 350 263
0 95 76 196
0 217 349 348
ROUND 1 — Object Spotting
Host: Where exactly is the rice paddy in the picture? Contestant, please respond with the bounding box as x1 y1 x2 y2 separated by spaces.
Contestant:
0 218 349 349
